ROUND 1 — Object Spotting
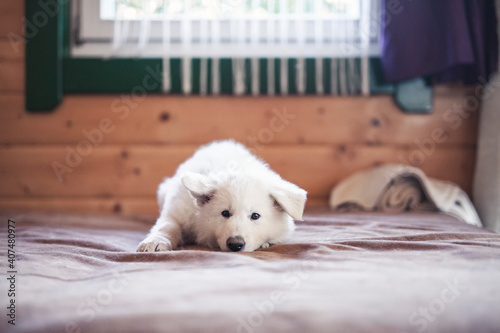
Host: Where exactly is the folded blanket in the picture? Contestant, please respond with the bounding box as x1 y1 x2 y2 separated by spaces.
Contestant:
329 164 482 226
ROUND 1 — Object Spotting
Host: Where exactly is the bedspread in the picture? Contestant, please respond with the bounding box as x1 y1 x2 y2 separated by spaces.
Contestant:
1 210 500 333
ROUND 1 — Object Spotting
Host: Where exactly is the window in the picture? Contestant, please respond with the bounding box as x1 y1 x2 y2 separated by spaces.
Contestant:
74 0 382 58
69 0 381 96
25 0 432 112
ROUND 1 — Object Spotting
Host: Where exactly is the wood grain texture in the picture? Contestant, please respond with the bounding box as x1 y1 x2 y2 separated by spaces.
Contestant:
0 60 24 92
0 85 478 145
0 144 475 200
0 0 26 92
0 196 328 216
0 40 24 60
0 0 479 215
0 0 24 38
0 197 158 216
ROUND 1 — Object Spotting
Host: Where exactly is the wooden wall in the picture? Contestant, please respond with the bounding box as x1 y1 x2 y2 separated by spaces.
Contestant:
0 1 479 216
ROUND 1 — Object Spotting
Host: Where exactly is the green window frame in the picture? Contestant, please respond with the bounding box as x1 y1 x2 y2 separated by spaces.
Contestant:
25 0 433 113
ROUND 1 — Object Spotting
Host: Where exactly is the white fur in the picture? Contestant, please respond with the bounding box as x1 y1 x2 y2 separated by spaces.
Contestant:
137 140 307 252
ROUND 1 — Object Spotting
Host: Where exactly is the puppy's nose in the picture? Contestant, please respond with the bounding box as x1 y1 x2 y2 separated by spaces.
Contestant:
226 236 245 252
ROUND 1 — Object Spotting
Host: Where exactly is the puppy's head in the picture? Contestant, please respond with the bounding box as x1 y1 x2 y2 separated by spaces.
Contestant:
181 172 307 252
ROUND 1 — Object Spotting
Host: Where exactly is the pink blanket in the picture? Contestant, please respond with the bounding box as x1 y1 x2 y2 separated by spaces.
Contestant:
1 210 500 333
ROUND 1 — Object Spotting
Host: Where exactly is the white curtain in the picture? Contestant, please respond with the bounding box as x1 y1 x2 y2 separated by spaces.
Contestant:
107 0 380 95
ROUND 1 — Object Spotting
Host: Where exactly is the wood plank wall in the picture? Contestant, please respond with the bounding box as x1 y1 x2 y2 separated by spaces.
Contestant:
0 1 479 216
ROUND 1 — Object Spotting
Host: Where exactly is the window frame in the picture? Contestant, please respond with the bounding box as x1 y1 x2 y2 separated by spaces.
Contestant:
25 0 432 113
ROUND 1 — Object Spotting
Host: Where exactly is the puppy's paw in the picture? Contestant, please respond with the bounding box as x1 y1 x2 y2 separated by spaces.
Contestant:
260 242 271 249
137 235 173 252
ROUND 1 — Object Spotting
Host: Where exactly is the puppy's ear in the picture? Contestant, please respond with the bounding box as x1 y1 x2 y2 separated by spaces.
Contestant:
181 172 215 206
270 182 307 220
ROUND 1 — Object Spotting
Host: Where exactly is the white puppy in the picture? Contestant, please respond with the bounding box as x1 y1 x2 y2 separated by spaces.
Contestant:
137 140 307 252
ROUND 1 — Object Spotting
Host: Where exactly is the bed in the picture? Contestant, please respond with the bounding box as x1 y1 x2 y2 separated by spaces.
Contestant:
2 209 500 333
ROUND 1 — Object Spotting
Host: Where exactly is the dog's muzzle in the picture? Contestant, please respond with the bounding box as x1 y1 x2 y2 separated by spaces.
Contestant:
226 236 245 252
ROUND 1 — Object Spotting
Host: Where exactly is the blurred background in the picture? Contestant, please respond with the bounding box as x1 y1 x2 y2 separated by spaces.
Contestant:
0 0 497 225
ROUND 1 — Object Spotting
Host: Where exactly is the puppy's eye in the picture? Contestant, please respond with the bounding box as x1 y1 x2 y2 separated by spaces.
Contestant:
221 210 231 218
251 213 260 220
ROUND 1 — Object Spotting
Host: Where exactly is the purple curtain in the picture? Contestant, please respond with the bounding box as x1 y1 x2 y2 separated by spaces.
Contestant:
381 0 498 84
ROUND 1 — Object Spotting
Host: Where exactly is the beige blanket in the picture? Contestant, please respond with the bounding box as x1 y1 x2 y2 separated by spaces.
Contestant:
1 210 499 333
330 164 482 226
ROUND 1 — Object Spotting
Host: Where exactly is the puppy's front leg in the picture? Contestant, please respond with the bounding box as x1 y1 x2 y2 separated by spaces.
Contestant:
137 221 182 252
